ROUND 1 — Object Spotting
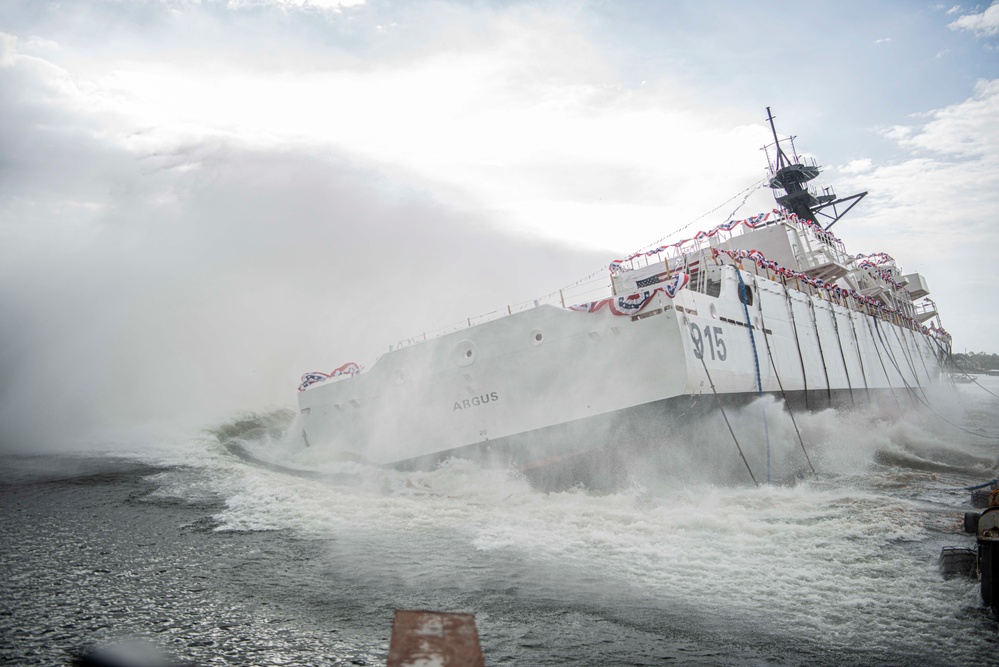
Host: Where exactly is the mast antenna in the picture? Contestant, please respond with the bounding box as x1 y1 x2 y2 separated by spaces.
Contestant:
763 107 867 230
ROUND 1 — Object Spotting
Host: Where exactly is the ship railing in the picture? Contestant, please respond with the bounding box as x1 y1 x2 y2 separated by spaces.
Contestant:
777 182 837 205
618 219 782 273
616 209 844 276
794 239 850 274
766 155 819 177
389 272 613 351
391 208 914 353
390 246 935 354
913 299 939 321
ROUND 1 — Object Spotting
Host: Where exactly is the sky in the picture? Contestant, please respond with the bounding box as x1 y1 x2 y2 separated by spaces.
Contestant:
0 0 997 449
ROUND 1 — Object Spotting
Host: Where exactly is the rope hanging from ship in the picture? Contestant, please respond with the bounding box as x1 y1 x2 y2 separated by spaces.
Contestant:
933 340 999 400
578 241 951 347
696 352 759 487
755 283 815 474
872 317 995 439
704 246 950 342
735 268 772 483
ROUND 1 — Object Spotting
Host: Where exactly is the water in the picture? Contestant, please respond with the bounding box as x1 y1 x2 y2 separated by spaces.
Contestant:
2 379 999 666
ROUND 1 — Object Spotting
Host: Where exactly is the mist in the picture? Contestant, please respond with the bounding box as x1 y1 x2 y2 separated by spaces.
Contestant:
3 0 997 455
0 131 611 452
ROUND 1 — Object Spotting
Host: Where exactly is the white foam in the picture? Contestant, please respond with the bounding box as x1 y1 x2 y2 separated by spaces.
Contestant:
136 377 999 659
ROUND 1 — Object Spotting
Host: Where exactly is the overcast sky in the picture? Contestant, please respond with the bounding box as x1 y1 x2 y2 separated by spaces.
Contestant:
1 0 997 448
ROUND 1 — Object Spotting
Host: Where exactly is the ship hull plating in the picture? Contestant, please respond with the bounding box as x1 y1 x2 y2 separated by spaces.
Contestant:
298 263 945 482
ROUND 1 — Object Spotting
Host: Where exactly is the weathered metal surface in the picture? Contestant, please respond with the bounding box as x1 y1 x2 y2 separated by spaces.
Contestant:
387 610 485 667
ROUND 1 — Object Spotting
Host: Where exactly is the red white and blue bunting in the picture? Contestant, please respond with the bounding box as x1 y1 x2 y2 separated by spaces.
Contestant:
298 361 362 392
712 247 950 342
609 209 842 273
856 252 906 290
571 272 690 315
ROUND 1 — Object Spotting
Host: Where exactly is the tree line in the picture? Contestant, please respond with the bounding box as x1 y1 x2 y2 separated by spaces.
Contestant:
953 352 999 372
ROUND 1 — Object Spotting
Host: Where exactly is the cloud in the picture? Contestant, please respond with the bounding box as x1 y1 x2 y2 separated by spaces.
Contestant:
1 13 770 255
948 2 999 36
0 32 16 68
3 0 997 452
833 79 999 351
0 29 620 451
892 79 999 157
162 0 367 11
840 158 873 174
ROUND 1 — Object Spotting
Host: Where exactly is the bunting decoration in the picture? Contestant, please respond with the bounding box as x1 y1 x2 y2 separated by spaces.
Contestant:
571 272 690 316
709 246 950 343
856 252 895 266
610 209 842 274
296 208 950 392
663 271 690 298
599 203 945 341
298 361 362 392
857 252 906 290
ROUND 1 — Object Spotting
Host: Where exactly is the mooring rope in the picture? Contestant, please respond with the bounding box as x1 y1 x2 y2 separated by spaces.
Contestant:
735 270 764 396
756 284 815 474
697 352 759 487
806 296 833 406
735 269 771 482
846 310 872 399
887 322 930 404
783 287 811 409
874 318 993 439
825 300 856 407
866 316 904 413
935 341 999 400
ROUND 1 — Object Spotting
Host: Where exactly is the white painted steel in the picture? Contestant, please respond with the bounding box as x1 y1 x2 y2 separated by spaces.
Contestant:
299 257 945 465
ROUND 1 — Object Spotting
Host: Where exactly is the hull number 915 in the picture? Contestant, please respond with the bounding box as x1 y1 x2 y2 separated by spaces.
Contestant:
690 323 727 361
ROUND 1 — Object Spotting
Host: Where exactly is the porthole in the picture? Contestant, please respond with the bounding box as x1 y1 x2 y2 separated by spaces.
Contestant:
739 283 754 307
453 340 476 367
531 329 544 346
709 303 718 319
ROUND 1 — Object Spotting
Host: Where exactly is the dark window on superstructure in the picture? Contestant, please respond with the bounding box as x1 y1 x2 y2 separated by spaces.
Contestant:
706 279 721 298
739 283 754 306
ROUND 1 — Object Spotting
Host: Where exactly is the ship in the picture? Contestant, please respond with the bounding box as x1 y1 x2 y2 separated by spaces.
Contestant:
295 109 952 486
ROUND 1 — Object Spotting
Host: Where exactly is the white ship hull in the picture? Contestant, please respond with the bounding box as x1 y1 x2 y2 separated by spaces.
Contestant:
298 261 946 476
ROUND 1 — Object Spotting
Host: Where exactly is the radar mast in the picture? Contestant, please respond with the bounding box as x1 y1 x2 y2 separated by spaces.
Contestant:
763 107 867 230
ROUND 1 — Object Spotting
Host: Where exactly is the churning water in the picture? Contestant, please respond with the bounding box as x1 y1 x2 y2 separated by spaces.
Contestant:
2 379 999 666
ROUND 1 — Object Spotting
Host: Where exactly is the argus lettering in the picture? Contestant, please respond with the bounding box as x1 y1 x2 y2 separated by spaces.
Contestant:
453 392 500 411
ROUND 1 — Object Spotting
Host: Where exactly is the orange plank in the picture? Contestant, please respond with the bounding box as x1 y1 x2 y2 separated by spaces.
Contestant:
387 609 485 667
